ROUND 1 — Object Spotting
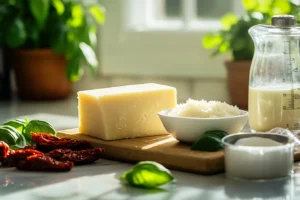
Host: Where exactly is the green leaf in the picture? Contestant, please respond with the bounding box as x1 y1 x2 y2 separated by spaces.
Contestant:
77 17 97 48
10 133 27 149
211 48 221 57
79 42 98 75
221 13 238 30
256 0 272 14
243 0 258 10
23 120 56 143
51 25 68 54
219 42 230 53
191 135 223 152
231 37 248 51
0 125 19 146
0 125 26 149
88 5 106 25
89 32 97 48
68 4 83 27
272 0 291 15
6 17 26 48
121 161 174 188
191 130 228 152
29 0 50 28
202 34 222 49
66 51 83 82
291 3 300 23
3 119 29 133
52 0 64 15
24 18 40 47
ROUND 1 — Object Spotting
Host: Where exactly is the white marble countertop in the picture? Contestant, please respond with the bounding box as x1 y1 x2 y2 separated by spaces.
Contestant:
1 98 300 200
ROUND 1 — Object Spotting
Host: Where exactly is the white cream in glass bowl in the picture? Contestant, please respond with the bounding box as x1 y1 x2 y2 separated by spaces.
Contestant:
222 133 294 181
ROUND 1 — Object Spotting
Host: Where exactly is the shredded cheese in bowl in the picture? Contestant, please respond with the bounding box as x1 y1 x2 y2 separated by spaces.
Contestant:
168 99 241 118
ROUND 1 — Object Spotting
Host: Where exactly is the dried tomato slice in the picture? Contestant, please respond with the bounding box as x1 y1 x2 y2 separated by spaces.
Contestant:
0 141 9 161
3 149 43 167
31 132 93 152
17 154 74 172
47 148 105 165
31 132 60 142
46 149 72 160
23 145 37 150
1 133 103 172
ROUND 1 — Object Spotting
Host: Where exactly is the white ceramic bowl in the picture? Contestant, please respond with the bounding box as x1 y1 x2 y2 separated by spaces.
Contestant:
158 109 248 143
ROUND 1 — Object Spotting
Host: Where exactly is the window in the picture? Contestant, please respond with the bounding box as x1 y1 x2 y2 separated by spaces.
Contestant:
143 0 239 30
99 0 243 78
164 0 232 18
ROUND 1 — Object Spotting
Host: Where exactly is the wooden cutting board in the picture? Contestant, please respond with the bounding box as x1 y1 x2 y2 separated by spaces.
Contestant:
57 129 300 175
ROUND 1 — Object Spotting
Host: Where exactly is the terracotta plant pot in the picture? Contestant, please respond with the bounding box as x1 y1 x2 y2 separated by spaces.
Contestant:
225 60 251 110
11 49 72 100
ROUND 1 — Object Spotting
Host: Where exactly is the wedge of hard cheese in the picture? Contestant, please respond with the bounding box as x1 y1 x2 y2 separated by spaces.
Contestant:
78 83 177 140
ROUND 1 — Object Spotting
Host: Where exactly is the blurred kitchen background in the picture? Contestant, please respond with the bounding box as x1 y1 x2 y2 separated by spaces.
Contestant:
0 0 299 127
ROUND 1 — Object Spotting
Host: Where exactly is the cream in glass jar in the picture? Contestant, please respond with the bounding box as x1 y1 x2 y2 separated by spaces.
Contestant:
249 84 300 132
248 15 300 132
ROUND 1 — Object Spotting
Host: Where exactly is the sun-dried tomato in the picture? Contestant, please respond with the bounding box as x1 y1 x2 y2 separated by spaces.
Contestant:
31 132 60 142
17 154 74 172
31 132 93 152
24 145 37 150
0 141 9 161
3 149 43 167
46 148 105 165
46 149 72 160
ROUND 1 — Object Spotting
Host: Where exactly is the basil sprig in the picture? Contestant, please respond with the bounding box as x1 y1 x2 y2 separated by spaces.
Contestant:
0 118 56 149
121 161 174 188
0 125 27 149
191 130 228 152
3 119 29 133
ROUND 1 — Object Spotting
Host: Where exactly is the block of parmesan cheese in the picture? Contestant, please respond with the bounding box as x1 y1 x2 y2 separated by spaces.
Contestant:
78 83 177 140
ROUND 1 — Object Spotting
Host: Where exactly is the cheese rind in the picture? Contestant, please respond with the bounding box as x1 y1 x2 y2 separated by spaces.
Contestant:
78 83 177 140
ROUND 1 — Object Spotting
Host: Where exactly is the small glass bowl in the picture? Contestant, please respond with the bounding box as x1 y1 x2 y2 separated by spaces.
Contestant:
222 133 294 181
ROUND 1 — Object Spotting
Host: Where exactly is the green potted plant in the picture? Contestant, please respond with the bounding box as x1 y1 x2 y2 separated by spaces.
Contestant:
0 0 105 100
202 0 299 109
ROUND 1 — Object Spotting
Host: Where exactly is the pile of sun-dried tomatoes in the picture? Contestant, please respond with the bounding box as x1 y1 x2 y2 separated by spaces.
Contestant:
0 132 104 172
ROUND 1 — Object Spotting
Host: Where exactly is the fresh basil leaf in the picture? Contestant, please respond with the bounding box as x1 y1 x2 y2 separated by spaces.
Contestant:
0 125 26 149
0 125 19 146
191 130 228 152
121 161 174 188
191 135 223 151
10 133 27 150
23 120 56 143
3 118 29 133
